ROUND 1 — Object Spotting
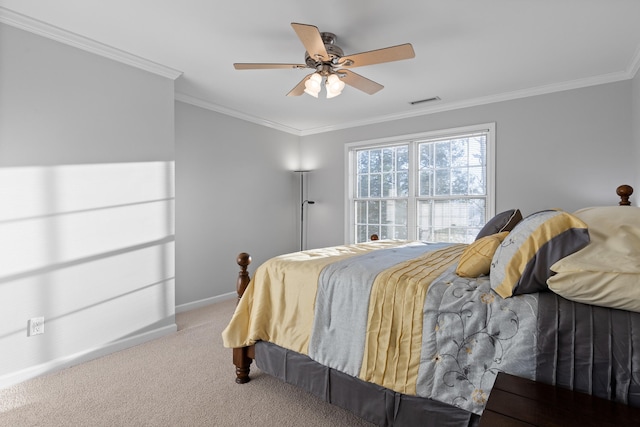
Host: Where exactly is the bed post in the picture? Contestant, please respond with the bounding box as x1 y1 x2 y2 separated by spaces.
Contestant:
233 252 253 384
235 252 252 303
617 184 633 206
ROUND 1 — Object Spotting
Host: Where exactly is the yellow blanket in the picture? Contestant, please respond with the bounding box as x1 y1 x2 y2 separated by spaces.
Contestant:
360 244 466 394
221 241 466 397
221 240 411 353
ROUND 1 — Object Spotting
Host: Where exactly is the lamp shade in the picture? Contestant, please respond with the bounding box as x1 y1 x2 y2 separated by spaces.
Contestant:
326 74 345 98
304 73 322 98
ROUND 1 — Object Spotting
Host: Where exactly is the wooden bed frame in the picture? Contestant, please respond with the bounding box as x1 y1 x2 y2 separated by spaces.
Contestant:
230 184 634 384
232 252 253 384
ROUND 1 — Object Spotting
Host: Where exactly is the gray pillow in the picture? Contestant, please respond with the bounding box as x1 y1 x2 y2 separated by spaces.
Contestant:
475 209 523 240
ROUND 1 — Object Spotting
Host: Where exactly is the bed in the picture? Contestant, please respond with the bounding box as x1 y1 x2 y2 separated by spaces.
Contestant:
222 185 640 426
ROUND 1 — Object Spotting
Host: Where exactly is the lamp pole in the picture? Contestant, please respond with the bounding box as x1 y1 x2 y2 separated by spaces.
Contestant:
295 170 314 251
301 199 315 250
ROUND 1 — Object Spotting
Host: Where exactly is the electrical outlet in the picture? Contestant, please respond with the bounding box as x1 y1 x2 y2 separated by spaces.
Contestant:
27 317 44 337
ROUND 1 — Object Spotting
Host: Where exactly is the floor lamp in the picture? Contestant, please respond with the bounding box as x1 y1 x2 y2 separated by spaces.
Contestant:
295 170 314 251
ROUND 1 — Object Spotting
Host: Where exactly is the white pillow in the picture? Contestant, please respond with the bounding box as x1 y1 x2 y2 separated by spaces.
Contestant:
547 206 640 312
551 206 640 273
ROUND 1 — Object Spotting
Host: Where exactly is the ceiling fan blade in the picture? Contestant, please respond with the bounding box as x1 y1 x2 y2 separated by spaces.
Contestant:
291 23 329 62
234 63 307 70
286 73 314 96
339 43 415 68
339 70 384 95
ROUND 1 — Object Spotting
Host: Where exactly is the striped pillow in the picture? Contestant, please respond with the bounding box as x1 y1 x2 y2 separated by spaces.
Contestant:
490 210 590 298
456 232 509 277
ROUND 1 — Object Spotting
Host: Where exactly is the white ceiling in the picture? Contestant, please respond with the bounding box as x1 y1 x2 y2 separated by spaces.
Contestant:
2 1 640 136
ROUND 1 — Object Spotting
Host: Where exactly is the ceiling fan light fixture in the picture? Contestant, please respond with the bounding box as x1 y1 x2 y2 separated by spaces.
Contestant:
236 23 414 97
325 73 345 98
304 73 322 98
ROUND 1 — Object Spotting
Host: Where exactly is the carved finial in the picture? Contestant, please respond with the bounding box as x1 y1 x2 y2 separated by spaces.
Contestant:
236 252 252 302
616 185 633 206
237 252 251 268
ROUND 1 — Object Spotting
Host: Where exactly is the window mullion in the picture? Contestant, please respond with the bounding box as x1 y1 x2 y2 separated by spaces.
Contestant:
407 141 417 241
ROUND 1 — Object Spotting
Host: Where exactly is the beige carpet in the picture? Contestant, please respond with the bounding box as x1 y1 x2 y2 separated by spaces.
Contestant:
0 299 375 426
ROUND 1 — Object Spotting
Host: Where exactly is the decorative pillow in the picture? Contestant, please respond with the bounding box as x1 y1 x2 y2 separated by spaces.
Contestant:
490 210 589 298
547 206 640 312
475 209 522 240
456 232 509 278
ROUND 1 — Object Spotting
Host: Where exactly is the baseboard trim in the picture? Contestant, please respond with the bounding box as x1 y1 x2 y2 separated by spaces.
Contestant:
0 323 177 390
176 292 236 313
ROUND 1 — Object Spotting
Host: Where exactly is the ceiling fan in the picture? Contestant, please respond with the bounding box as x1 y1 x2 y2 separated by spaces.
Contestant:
233 23 415 98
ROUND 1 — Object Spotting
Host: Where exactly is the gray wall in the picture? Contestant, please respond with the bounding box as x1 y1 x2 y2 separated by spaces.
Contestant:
0 24 176 386
175 102 300 308
301 81 634 249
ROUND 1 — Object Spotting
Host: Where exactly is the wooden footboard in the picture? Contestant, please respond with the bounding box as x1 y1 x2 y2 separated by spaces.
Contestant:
232 252 255 384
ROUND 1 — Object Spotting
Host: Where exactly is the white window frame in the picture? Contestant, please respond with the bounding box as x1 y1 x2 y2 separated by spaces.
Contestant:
344 123 496 244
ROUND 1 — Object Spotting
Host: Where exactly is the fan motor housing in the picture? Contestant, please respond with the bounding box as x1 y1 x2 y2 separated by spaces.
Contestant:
305 32 344 68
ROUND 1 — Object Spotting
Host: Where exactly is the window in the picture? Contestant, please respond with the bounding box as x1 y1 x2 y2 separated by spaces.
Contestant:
347 124 495 244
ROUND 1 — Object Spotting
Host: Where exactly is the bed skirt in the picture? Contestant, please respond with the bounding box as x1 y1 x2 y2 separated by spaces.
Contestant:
254 341 480 427
536 292 640 407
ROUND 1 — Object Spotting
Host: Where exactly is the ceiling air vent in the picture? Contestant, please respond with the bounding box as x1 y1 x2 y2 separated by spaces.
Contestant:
409 96 441 105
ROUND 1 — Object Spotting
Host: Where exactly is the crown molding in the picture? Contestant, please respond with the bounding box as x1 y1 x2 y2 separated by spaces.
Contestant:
174 93 303 136
178 65 632 137
179 65 634 137
5 6 634 136
299 70 632 136
0 7 183 80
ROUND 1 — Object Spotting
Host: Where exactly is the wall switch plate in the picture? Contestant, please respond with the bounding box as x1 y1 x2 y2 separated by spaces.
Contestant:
28 317 45 336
